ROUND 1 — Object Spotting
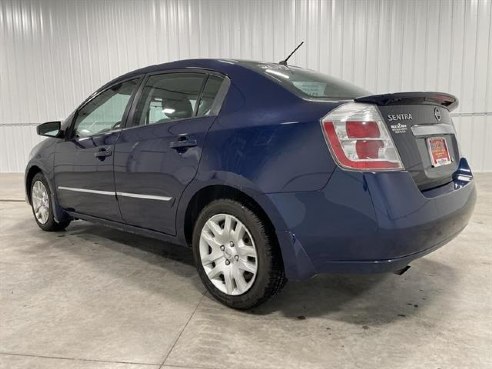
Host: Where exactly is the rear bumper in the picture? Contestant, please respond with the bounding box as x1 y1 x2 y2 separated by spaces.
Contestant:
268 159 476 280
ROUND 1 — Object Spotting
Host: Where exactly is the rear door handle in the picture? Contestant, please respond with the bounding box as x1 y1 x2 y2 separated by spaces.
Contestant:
170 137 198 149
95 147 112 159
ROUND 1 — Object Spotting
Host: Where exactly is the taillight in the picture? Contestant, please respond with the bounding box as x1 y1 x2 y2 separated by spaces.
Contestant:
321 103 403 171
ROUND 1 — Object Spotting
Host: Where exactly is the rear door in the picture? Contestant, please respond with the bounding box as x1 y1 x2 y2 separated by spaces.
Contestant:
114 72 227 234
55 78 140 220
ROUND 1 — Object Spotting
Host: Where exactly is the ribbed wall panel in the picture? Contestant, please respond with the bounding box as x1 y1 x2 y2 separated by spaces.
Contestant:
0 0 491 172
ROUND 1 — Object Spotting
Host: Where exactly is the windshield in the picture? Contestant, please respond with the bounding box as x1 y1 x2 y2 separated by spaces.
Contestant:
240 61 370 100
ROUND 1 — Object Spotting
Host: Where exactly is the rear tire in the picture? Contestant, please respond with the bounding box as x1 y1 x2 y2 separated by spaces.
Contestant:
30 172 71 232
192 199 286 309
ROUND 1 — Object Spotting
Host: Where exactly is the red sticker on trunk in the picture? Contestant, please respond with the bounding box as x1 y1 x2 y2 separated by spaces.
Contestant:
427 137 452 167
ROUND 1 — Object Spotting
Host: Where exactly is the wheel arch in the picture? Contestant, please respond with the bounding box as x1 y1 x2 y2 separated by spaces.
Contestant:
179 181 317 281
25 165 43 204
25 163 70 224
182 184 281 248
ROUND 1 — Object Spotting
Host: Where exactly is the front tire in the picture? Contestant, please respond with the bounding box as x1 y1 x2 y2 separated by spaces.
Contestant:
192 199 286 309
30 172 71 231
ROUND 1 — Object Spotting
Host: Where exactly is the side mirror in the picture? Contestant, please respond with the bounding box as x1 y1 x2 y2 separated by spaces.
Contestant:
37 121 63 138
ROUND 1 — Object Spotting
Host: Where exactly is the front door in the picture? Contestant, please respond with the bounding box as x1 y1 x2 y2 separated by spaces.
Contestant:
114 72 225 234
54 78 140 220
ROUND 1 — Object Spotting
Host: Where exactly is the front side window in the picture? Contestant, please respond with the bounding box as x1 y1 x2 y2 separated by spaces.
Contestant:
132 73 208 126
73 79 139 138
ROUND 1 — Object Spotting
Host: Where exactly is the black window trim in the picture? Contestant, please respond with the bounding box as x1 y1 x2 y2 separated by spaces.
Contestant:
207 73 231 116
66 75 144 140
123 68 230 130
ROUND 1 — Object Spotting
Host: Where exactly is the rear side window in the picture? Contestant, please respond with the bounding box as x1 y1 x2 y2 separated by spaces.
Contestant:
241 62 370 99
132 73 209 126
197 75 224 116
133 73 206 126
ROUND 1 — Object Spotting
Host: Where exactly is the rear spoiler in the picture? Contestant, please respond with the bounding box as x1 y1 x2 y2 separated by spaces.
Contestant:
355 92 458 111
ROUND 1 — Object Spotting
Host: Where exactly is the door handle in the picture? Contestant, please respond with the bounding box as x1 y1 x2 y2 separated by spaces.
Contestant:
170 137 198 150
95 147 112 160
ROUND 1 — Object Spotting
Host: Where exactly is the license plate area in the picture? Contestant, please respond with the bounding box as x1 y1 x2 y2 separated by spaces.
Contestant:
427 136 452 167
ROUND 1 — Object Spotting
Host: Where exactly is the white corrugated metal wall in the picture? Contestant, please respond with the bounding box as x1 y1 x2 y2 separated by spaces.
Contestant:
1 0 491 172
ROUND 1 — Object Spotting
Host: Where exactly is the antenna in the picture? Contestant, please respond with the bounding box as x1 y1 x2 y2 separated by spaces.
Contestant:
279 41 304 66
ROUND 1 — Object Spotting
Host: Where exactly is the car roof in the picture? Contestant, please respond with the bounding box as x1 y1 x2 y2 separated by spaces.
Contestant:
106 58 266 86
82 58 306 111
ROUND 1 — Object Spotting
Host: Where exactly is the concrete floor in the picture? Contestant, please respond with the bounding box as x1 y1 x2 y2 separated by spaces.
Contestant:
0 173 491 369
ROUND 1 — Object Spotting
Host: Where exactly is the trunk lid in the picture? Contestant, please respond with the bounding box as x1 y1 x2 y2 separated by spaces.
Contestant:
355 92 460 190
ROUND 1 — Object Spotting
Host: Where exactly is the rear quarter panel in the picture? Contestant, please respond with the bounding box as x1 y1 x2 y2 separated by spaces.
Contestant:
174 70 342 261
198 72 340 194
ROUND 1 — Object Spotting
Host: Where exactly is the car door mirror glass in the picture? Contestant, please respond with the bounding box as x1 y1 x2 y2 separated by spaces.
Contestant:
37 121 63 137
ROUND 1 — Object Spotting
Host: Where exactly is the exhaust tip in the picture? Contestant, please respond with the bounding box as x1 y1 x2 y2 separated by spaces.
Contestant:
393 265 411 276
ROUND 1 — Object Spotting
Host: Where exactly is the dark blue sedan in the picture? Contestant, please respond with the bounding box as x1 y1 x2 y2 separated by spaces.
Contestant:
26 59 476 309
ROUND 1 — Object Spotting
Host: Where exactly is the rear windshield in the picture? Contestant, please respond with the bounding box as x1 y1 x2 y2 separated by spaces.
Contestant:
240 62 370 100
